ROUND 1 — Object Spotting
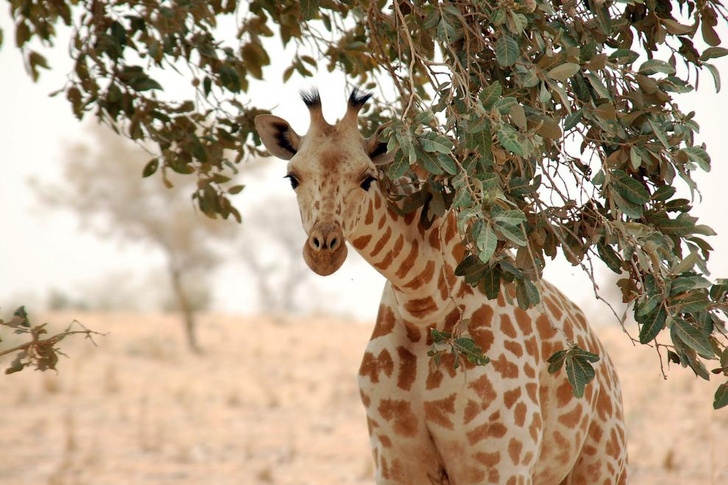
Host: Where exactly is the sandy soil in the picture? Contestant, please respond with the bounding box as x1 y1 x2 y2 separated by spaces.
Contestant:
0 312 726 485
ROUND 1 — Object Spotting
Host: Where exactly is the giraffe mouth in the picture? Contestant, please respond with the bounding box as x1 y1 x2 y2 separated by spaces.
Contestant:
302 221 348 276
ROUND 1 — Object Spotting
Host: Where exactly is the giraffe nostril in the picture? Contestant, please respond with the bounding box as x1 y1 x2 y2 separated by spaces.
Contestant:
313 237 321 249
330 238 338 249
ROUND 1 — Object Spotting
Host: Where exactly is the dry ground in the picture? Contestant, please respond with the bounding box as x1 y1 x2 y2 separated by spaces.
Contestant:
0 312 726 485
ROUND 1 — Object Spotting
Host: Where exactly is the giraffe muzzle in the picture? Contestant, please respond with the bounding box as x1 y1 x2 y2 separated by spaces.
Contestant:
303 222 348 276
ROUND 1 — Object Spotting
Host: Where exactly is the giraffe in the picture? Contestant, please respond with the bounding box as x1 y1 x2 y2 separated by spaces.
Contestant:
254 89 628 485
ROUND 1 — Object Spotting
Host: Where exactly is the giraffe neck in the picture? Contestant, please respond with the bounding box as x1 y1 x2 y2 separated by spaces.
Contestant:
349 187 466 322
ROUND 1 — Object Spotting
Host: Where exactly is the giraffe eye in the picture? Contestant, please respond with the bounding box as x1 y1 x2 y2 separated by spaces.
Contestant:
360 176 377 191
284 173 299 190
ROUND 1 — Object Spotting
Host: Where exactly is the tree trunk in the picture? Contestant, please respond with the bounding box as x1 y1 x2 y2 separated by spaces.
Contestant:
169 265 201 353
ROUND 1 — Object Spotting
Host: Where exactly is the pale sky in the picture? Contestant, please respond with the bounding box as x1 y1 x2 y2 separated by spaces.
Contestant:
1 10 727 323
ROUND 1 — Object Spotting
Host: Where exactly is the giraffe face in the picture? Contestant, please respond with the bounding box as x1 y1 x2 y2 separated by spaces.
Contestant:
254 90 392 276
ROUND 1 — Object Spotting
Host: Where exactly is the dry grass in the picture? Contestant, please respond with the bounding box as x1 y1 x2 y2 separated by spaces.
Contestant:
0 312 726 485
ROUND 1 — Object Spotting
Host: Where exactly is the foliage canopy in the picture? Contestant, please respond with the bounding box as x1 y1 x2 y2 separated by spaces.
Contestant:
5 0 728 407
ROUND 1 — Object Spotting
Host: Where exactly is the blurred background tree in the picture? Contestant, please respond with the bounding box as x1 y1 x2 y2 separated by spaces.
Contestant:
3 0 728 406
34 125 237 352
240 195 315 316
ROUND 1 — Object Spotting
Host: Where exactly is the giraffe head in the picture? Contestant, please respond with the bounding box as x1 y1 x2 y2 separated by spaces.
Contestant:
254 89 392 276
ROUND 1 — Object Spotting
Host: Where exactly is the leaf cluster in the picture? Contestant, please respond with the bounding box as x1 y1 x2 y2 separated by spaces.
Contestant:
428 327 491 370
0 307 102 374
547 345 600 398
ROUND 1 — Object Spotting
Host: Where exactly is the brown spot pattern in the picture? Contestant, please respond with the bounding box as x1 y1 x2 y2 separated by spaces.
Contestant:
371 305 396 339
500 314 518 338
508 437 523 465
545 296 563 320
426 367 445 390
404 321 421 343
402 260 436 290
529 412 542 442
428 225 441 250
558 403 584 428
514 402 527 427
466 421 507 445
359 349 394 384
473 451 501 467
536 314 557 340
370 227 392 258
469 374 497 402
464 400 480 425
396 347 417 391
556 380 574 407
364 200 374 225
492 354 519 379
352 234 372 250
378 399 418 437
513 307 533 335
503 388 522 409
404 295 437 317
373 251 394 271
504 340 524 358
395 239 420 279
423 394 457 429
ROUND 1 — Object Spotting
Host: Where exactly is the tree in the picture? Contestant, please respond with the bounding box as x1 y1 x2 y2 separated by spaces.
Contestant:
5 0 728 407
240 195 315 315
35 125 237 352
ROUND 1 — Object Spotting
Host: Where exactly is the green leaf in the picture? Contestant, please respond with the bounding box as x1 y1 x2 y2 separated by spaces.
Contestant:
701 21 721 47
228 184 245 195
652 185 676 201
639 59 676 76
417 148 444 175
714 382 728 409
388 151 410 179
570 347 600 363
142 158 159 177
479 82 502 109
638 305 666 344
516 278 540 308
493 210 526 227
683 146 711 171
612 191 644 219
564 109 584 131
299 0 320 20
418 132 453 154
565 355 595 398
701 47 728 61
476 222 498 263
479 265 501 299
648 119 671 149
497 125 523 155
587 73 611 99
597 242 622 273
611 170 650 205
496 222 527 246
548 62 581 82
673 318 714 359
454 337 490 366
493 97 518 115
430 328 451 344
670 291 710 314
496 35 520 67
653 214 696 236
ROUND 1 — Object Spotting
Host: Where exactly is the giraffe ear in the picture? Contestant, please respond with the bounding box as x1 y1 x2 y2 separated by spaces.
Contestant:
254 114 302 160
365 123 394 166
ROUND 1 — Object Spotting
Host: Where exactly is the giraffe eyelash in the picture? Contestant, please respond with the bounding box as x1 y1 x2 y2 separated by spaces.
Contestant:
284 173 300 189
360 175 377 192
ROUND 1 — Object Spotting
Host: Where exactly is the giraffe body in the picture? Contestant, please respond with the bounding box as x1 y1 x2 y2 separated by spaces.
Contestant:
254 89 627 485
